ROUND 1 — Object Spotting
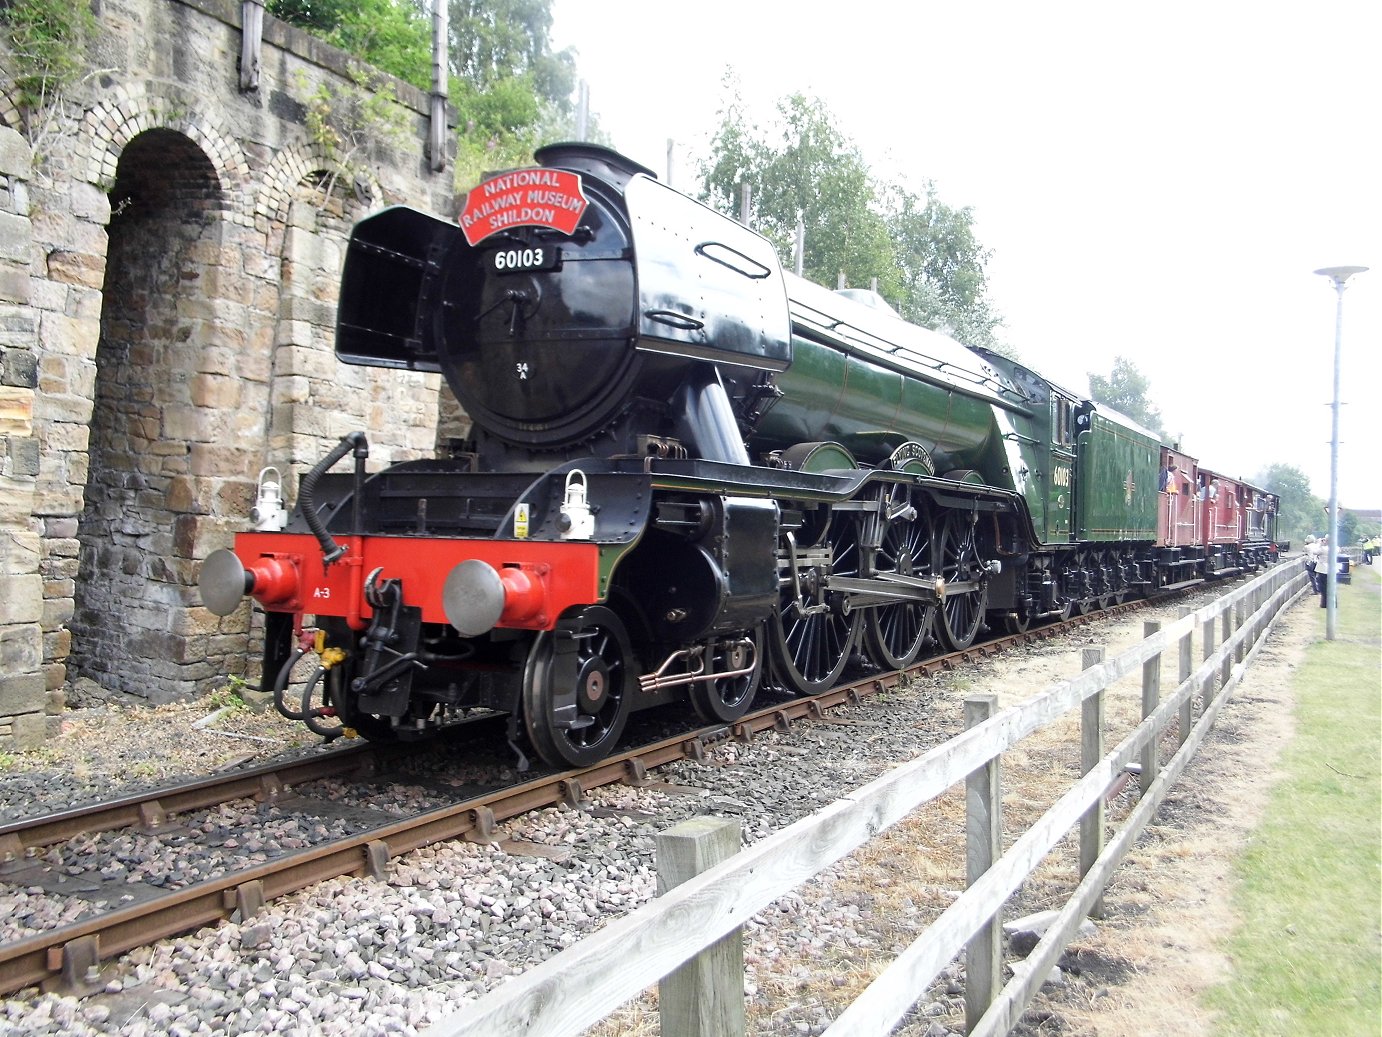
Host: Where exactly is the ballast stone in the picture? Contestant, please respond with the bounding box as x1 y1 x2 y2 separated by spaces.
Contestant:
1003 908 1098 957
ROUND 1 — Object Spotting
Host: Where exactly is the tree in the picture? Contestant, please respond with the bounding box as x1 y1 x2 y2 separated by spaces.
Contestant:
1337 509 1359 547
880 179 1002 350
699 87 1007 355
269 0 432 88
447 0 578 184
331 0 433 88
703 93 890 289
448 0 573 110
1255 463 1324 545
1088 357 1165 439
1344 508 1381 541
267 0 355 34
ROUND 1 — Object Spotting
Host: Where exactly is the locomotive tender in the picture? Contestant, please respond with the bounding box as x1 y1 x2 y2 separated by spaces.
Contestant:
200 144 1282 769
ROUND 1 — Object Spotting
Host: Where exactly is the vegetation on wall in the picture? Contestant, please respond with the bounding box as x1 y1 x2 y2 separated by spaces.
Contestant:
0 0 97 141
269 0 429 206
300 66 413 205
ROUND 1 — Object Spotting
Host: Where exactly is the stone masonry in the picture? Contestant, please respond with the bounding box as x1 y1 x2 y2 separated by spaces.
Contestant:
0 0 457 747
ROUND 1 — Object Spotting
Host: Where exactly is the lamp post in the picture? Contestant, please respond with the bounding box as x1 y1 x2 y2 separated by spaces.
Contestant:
1313 265 1368 640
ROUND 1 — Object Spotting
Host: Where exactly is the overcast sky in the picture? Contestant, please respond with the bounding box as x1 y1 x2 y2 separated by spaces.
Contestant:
550 0 1380 511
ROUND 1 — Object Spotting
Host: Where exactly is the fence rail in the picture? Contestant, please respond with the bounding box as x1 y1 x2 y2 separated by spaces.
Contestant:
426 562 1307 1036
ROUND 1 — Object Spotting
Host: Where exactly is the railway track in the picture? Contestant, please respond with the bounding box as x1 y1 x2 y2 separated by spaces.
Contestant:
0 590 1168 998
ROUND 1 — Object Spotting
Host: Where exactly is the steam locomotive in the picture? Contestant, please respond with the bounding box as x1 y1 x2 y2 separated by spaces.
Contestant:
200 144 1283 770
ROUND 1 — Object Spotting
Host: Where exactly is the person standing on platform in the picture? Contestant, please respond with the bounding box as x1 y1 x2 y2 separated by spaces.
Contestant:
1305 535 1323 592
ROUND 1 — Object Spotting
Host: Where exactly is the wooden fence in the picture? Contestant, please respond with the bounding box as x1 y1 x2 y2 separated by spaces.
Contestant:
426 561 1308 1036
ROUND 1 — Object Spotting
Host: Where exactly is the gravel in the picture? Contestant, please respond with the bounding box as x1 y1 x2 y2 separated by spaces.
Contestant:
0 590 1252 1036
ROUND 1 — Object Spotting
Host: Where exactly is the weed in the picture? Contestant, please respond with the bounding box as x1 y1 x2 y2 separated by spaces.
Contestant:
299 66 409 208
1 744 59 767
0 0 99 160
0 0 92 108
207 676 252 714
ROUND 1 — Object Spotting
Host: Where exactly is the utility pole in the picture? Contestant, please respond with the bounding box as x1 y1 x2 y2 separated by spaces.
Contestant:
1313 264 1368 640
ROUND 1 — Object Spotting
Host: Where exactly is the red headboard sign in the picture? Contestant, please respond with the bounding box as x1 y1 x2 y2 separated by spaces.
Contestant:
459 168 589 246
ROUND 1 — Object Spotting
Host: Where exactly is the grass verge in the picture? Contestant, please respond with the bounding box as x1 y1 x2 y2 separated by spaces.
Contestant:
1203 562 1381 1035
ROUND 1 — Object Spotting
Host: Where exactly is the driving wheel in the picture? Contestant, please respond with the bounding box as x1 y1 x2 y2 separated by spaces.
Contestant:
864 486 935 669
936 509 989 651
769 511 863 694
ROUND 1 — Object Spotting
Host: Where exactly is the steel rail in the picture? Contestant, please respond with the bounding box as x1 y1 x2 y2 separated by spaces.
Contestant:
0 581 1193 997
0 740 400 859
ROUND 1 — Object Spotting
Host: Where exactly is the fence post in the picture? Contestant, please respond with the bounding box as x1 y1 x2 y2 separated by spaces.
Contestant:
1201 615 1217 705
965 693 1001 1032
1141 621 1161 796
1220 605 1234 690
1079 647 1106 919
1243 600 1254 666
1177 607 1193 748
657 817 744 1037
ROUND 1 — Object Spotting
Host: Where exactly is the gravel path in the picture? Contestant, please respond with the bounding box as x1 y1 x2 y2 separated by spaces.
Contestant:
0 582 1298 1036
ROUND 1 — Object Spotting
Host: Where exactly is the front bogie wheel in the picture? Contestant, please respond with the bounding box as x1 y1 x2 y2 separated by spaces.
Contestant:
688 631 762 723
993 609 1031 636
523 606 634 769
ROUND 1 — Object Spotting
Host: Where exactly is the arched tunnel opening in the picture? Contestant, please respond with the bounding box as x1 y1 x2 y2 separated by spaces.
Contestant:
70 128 231 702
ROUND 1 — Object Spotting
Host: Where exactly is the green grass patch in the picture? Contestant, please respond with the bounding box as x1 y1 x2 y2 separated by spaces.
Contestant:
207 675 253 714
1204 564 1381 1035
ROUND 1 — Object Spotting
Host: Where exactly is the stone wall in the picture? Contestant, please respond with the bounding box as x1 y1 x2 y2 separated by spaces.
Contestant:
0 0 456 745
0 124 46 749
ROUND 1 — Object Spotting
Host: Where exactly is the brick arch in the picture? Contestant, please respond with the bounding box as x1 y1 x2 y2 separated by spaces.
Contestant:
254 141 383 225
79 84 250 209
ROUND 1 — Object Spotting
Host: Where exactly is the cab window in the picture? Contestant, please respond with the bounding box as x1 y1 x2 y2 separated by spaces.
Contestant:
1055 398 1073 445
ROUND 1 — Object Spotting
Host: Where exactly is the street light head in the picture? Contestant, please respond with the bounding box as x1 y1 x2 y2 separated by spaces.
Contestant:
1314 265 1369 287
